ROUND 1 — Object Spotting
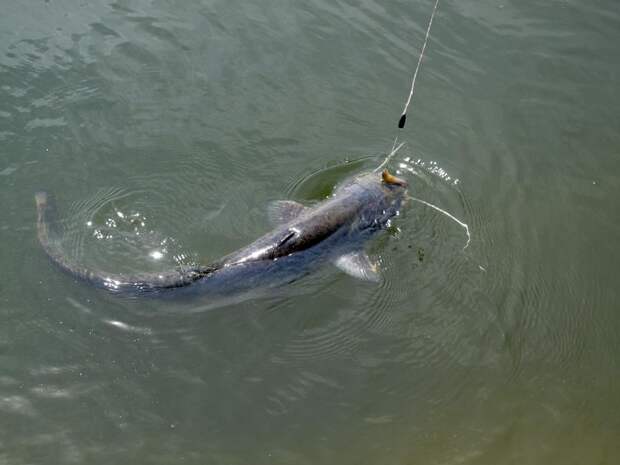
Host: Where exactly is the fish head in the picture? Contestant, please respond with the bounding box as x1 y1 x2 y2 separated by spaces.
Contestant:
336 170 408 231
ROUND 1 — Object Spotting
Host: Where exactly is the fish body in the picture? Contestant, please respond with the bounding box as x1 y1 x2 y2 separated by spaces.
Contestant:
35 170 407 297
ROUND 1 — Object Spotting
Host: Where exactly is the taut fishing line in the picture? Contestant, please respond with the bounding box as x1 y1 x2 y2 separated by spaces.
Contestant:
376 0 471 249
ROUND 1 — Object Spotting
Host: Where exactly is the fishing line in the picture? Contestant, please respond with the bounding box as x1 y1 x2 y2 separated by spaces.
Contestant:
375 140 406 172
376 0 471 251
397 0 440 130
408 195 471 250
375 0 440 173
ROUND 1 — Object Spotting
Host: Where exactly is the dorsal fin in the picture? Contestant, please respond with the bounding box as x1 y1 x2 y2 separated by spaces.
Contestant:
267 200 308 226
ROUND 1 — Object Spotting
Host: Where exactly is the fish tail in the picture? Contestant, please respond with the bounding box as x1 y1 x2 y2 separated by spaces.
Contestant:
35 191 216 294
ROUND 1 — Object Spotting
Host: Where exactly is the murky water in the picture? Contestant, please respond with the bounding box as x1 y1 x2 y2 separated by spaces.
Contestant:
2 0 620 463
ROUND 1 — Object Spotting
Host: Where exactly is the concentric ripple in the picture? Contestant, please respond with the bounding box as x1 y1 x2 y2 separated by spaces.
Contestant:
3 0 620 463
259 153 492 384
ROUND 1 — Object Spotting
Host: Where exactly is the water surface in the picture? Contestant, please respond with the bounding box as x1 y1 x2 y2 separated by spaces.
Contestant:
1 0 619 463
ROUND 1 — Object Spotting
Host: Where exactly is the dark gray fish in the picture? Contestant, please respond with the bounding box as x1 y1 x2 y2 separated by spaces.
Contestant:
35 170 408 297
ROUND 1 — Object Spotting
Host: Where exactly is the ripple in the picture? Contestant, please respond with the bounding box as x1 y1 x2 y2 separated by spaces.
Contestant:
263 366 344 416
103 318 153 335
286 156 375 200
46 150 239 276
280 315 368 362
0 395 36 416
260 154 491 395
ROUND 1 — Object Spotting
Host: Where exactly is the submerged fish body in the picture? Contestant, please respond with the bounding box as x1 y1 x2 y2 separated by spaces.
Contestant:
35 170 407 297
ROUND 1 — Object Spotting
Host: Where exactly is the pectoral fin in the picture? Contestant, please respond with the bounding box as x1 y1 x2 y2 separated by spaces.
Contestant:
334 251 380 282
267 200 308 226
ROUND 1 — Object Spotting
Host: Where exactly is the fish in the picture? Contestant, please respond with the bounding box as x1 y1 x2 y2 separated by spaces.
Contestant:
35 169 408 297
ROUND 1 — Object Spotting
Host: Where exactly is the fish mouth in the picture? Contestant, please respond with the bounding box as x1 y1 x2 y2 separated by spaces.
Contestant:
382 169 408 187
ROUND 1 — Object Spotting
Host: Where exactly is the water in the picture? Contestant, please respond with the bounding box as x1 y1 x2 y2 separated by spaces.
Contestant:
1 0 620 463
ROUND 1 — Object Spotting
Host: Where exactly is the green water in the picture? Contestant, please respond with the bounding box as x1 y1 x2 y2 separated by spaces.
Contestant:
2 0 620 463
